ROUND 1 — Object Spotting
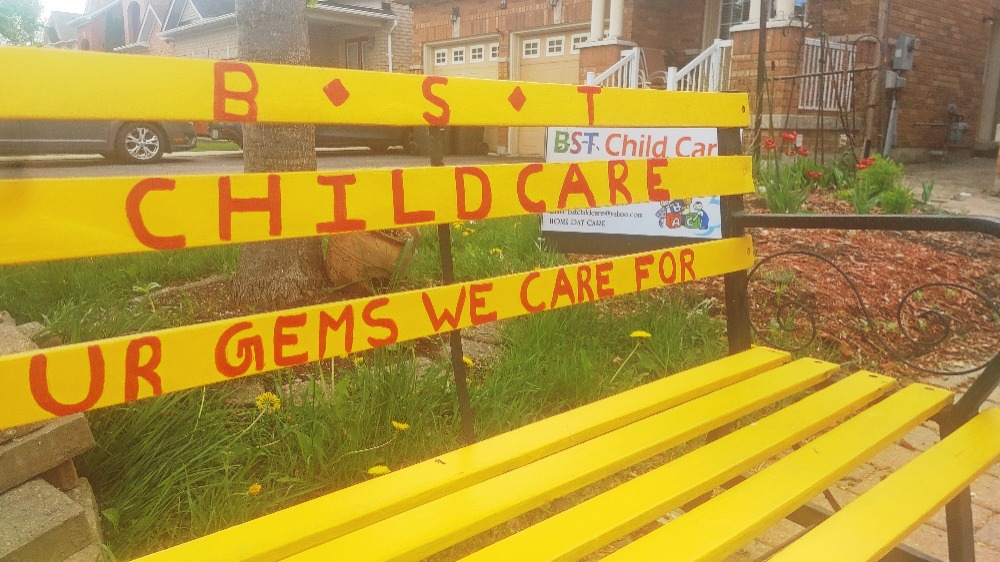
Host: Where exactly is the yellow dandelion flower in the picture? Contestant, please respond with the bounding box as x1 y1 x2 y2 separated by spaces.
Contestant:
247 483 262 496
392 420 410 431
630 330 652 339
352 356 364 366
453 222 463 229
367 465 391 476
462 231 471 237
463 356 475 368
255 391 281 413
489 248 503 256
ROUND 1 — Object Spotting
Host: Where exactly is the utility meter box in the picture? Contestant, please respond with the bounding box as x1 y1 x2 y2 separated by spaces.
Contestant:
892 34 919 71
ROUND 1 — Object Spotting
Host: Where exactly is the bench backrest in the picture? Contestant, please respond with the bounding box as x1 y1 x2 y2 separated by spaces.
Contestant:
0 47 753 431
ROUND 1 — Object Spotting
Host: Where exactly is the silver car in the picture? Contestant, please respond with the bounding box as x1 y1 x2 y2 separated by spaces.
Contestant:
0 120 197 164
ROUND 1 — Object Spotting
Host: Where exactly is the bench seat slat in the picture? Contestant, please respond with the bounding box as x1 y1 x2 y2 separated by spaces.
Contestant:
601 383 954 562
461 371 897 562
770 408 1000 562
282 358 839 562
136 347 789 562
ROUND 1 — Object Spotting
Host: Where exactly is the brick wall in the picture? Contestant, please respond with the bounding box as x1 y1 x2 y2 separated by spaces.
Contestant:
627 0 707 68
172 27 238 59
884 0 994 150
800 0 995 152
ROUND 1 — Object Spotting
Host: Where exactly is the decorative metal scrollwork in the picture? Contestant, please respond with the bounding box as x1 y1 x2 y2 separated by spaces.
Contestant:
744 251 1000 376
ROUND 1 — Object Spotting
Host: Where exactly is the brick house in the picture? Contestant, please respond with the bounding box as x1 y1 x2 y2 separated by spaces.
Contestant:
157 0 413 73
44 0 175 56
402 0 1000 161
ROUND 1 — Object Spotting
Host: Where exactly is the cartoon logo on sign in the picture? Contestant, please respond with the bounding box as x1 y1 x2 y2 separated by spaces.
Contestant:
656 199 710 231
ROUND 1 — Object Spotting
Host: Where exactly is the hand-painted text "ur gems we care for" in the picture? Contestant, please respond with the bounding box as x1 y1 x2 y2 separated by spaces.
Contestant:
11 239 741 428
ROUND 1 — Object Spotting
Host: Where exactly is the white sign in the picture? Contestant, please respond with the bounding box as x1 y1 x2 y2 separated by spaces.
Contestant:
543 127 722 240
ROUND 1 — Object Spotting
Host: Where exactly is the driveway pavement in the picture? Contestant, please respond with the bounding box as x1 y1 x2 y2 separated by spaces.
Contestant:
0 148 539 179
903 156 1000 218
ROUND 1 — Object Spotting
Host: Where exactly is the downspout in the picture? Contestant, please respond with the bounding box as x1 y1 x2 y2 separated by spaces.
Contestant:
387 17 398 73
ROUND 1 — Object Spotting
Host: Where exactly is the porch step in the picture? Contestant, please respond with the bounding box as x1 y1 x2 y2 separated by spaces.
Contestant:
0 478 92 562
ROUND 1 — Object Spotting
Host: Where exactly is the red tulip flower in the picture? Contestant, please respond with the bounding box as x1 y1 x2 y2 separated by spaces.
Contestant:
762 138 777 150
797 146 810 156
806 170 823 180
781 130 798 142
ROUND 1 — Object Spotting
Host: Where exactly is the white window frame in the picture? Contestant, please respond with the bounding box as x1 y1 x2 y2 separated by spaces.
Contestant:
522 39 540 59
434 48 448 66
489 42 500 61
470 44 485 63
570 33 589 54
546 36 565 57
452 47 465 64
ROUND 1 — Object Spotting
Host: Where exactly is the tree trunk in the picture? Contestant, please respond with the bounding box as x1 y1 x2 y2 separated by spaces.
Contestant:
231 0 327 311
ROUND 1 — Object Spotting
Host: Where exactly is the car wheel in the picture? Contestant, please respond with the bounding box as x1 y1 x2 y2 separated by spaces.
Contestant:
116 123 165 163
477 142 490 156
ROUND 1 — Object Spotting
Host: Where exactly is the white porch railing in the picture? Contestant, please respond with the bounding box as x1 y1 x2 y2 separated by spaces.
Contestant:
798 37 856 111
586 47 642 88
666 39 733 92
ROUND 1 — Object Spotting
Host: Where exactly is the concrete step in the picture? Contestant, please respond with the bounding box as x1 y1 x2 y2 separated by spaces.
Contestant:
64 544 103 562
0 415 95 494
0 479 91 562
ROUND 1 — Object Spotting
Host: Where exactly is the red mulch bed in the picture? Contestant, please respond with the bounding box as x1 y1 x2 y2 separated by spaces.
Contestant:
733 192 1000 378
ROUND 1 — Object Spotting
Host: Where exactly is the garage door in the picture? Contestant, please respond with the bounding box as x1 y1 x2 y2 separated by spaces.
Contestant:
516 31 586 156
430 41 500 79
430 40 501 150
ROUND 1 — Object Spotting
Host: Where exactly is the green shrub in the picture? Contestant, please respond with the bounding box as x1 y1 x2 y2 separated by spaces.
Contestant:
879 186 915 214
850 183 880 214
857 155 903 196
756 158 812 214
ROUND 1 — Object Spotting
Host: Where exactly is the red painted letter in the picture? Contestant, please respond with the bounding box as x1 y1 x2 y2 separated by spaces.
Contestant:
392 169 435 225
557 163 597 210
520 271 545 313
319 306 355 357
517 164 546 213
469 282 497 326
126 178 186 250
608 161 632 205
595 261 615 298
125 337 163 403
646 159 671 201
219 175 282 241
316 174 367 234
456 167 492 221
363 297 398 347
29 347 105 417
214 61 259 122
577 86 601 126
422 288 467 332
215 322 265 378
549 268 577 309
274 313 308 367
634 254 654 291
680 248 697 281
422 76 451 126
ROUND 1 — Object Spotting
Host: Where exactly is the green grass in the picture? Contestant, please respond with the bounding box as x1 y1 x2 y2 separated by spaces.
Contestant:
0 247 238 342
190 139 241 152
3 215 727 560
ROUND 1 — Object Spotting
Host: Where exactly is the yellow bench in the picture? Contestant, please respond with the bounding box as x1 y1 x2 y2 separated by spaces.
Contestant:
2 47 999 562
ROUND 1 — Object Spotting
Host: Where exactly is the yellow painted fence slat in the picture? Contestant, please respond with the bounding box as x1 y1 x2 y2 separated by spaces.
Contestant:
461 370 897 562
770 408 1000 562
602 383 954 562
284 359 839 562
0 236 753 430
137 347 789 562
1 48 749 127
0 157 752 265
